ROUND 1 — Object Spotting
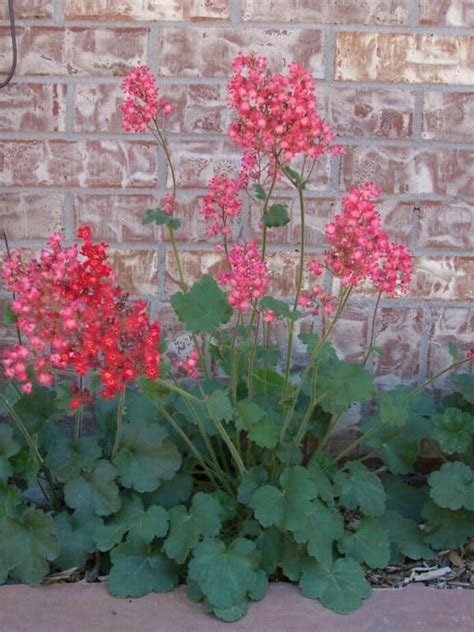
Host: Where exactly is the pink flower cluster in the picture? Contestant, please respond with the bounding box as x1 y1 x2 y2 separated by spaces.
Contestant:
298 261 336 317
201 174 242 238
323 183 413 296
162 193 177 216
467 348 474 360
2 227 161 405
176 349 201 380
121 65 172 133
218 241 270 311
228 53 341 162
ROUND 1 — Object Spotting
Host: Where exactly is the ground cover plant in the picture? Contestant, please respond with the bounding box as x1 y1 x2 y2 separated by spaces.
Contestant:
0 54 473 621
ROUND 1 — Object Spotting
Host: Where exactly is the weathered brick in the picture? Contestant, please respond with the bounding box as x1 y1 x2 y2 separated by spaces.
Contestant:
342 146 474 197
0 84 66 133
65 0 229 20
422 92 474 141
319 86 414 139
158 27 324 78
420 1 474 27
335 33 474 85
166 140 240 188
0 0 52 19
332 305 369 362
242 0 409 25
371 308 423 382
0 194 63 239
162 193 210 243
417 200 474 250
428 307 473 380
0 27 148 77
74 84 123 133
412 256 474 300
109 250 159 295
0 141 158 188
73 194 161 242
165 250 224 292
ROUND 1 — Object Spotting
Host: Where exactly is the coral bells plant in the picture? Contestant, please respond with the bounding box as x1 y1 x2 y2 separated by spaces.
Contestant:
0 55 473 621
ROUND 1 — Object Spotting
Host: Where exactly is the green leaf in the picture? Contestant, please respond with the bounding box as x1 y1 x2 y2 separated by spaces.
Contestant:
259 296 299 321
211 601 249 622
317 360 374 414
13 387 56 437
170 275 232 334
431 408 474 454
109 538 179 598
54 510 102 570
0 425 21 482
280 538 305 582
188 538 259 610
205 389 233 422
338 518 390 569
306 462 335 504
252 368 288 398
448 341 461 361
422 501 474 549
334 462 385 517
256 528 283 575
143 473 193 510
382 475 429 523
235 400 279 449
45 436 101 483
0 481 21 518
299 558 371 614
263 203 290 228
164 493 222 564
114 418 181 493
250 466 318 531
379 389 409 427
361 415 419 475
292 500 344 569
0 508 59 584
252 183 267 201
451 374 474 403
282 165 305 188
143 208 181 230
3 302 16 325
237 466 268 505
428 462 474 511
94 494 169 552
64 460 121 516
382 510 432 561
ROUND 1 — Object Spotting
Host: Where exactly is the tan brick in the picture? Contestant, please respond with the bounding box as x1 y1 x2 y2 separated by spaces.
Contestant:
371 308 423 382
428 308 474 381
0 84 66 133
335 33 474 85
342 146 474 197
65 0 229 20
242 0 409 25
420 1 474 27
0 194 63 239
412 256 473 300
109 250 159 296
0 27 148 77
319 86 414 139
417 200 474 250
0 141 158 188
423 92 474 141
158 27 324 78
0 0 52 19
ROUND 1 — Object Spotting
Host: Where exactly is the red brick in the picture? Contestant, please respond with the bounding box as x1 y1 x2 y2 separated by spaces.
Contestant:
109 250 159 296
342 146 474 197
335 33 474 85
0 84 66 133
428 307 474 381
73 194 162 242
0 0 52 19
0 141 158 188
74 84 123 133
242 0 409 25
158 27 324 78
417 200 474 250
332 305 369 362
0 27 148 77
420 1 474 27
165 250 224 293
65 0 229 20
422 92 474 141
319 87 414 139
163 193 210 243
412 256 474 300
371 307 423 382
166 140 240 189
0 194 63 239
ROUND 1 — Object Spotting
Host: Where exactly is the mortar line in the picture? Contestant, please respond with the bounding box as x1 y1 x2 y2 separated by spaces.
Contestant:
413 91 424 140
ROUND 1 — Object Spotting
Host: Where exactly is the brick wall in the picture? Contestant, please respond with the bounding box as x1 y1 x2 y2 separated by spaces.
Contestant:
0 0 472 387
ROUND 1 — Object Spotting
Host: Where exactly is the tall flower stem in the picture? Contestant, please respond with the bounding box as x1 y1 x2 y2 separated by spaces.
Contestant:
260 158 279 261
362 291 382 366
209 415 246 475
111 388 126 459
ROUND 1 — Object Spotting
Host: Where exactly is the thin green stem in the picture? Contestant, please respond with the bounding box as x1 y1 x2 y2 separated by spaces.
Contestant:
246 312 261 400
210 415 246 475
362 292 382 366
260 160 279 261
111 388 126 460
406 358 471 401
149 378 205 404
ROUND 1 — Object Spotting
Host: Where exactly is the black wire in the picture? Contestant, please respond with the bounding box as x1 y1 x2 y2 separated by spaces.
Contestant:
0 0 17 89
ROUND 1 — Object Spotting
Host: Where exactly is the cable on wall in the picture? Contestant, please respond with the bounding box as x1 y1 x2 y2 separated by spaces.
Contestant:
0 0 17 89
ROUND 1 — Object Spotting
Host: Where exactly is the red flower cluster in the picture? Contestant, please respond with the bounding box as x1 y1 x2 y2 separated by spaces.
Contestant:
323 183 413 295
218 241 270 311
121 65 172 133
201 174 242 238
227 53 341 162
175 348 201 380
2 227 161 406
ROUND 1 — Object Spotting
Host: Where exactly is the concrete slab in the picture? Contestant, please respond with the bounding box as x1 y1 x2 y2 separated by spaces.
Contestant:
0 582 472 632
